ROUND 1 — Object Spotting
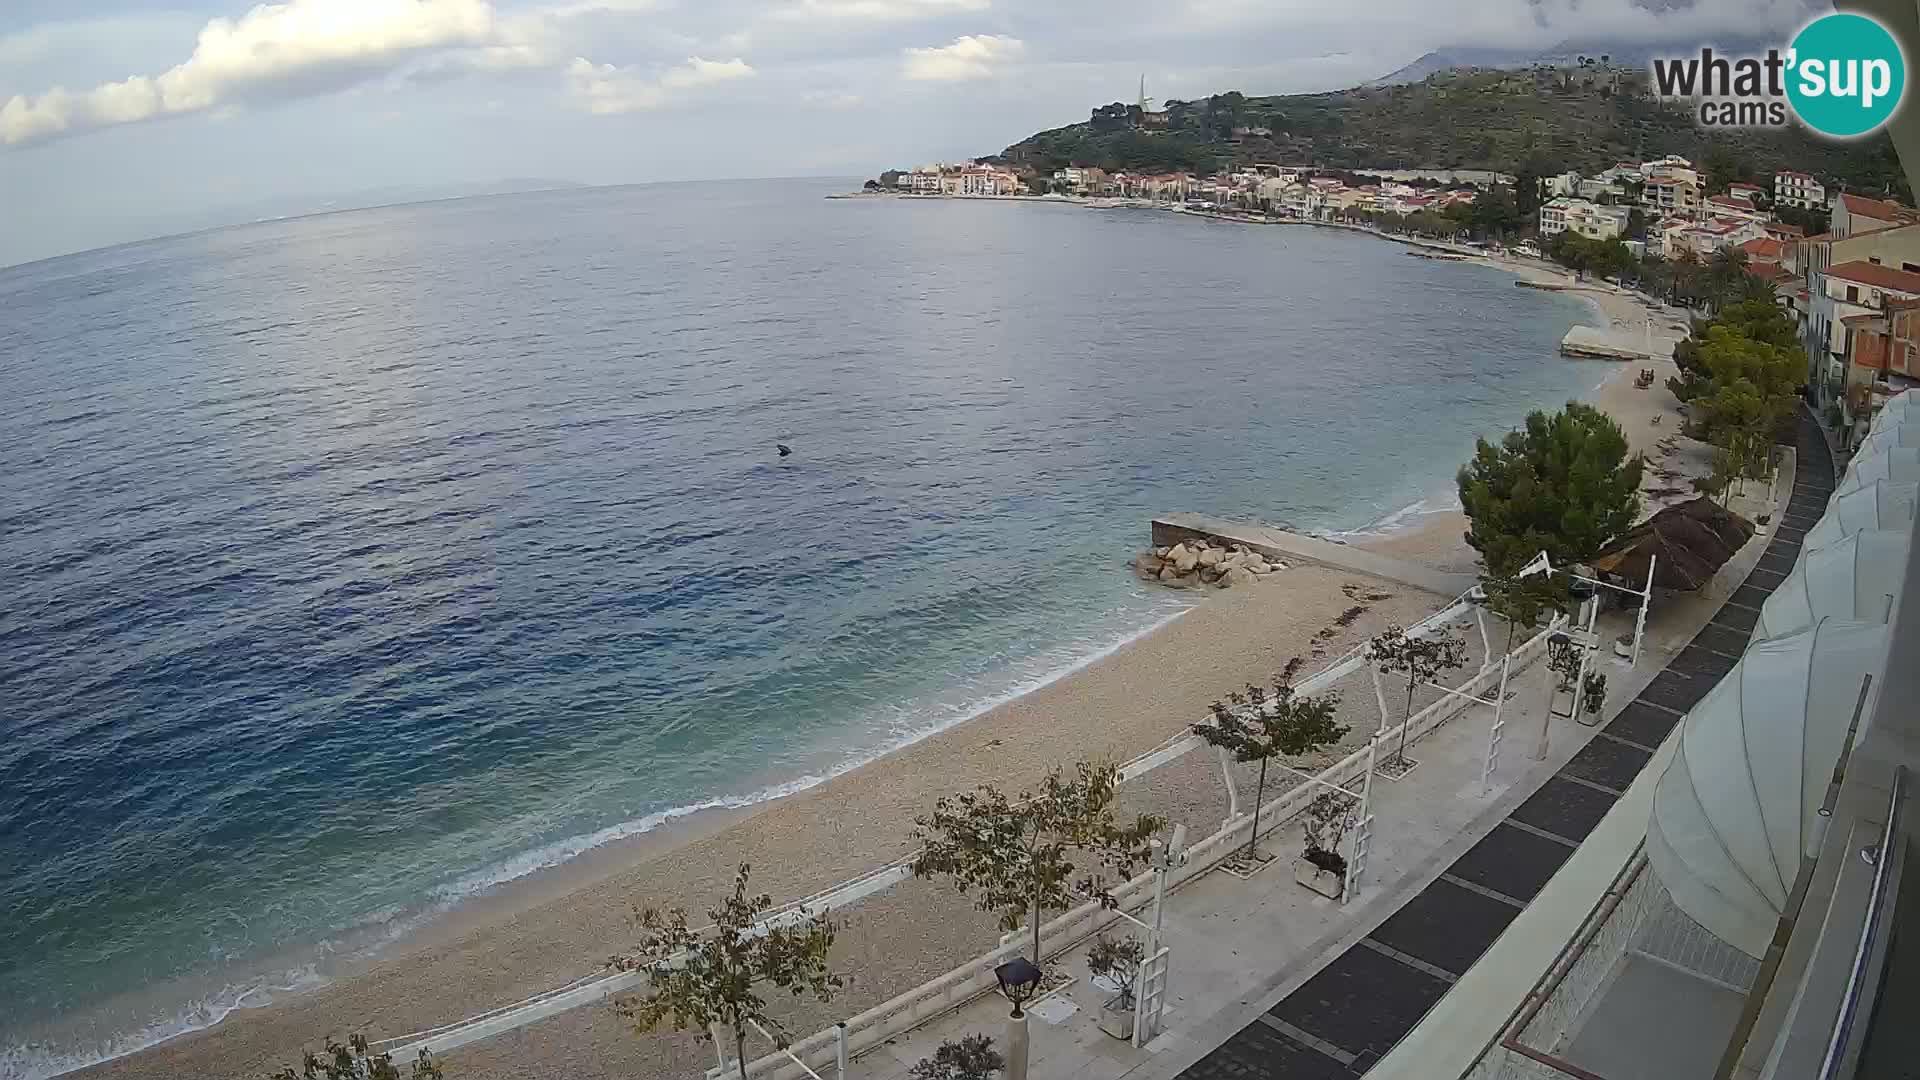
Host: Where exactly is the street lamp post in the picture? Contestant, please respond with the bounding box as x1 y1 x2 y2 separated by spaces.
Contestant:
994 957 1043 1080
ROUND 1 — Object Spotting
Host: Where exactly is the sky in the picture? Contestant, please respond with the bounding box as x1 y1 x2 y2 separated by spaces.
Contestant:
0 0 1822 267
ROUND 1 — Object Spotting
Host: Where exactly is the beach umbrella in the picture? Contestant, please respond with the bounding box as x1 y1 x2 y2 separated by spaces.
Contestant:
1837 446 1920 494
1803 480 1919 549
1591 496 1753 591
1647 619 1890 958
1756 529 1910 641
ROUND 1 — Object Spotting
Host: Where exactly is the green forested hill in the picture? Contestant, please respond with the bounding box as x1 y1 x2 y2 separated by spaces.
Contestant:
997 68 1909 199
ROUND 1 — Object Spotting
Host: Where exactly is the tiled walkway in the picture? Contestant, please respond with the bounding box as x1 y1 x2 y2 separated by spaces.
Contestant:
1176 413 1836 1080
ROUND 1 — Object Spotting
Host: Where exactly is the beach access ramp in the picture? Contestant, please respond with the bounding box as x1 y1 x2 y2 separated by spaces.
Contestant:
1151 513 1476 596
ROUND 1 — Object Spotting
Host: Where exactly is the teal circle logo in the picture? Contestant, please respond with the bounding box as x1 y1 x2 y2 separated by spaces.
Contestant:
1787 13 1906 138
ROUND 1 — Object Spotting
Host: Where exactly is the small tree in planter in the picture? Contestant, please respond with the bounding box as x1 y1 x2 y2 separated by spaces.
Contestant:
612 864 845 1080
1086 934 1147 1039
267 1035 443 1080
1192 657 1346 870
1537 638 1609 756
1367 624 1469 774
1296 790 1358 899
1476 573 1559 660
910 1034 1005 1080
912 762 1163 970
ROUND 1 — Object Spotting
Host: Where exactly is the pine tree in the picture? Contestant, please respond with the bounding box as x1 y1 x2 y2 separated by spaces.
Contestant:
1457 402 1644 576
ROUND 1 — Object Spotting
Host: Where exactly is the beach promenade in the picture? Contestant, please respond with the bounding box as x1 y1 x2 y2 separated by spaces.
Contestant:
839 416 1812 1080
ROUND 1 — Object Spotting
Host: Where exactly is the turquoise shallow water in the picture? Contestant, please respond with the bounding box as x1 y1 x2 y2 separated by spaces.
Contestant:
0 179 1608 1076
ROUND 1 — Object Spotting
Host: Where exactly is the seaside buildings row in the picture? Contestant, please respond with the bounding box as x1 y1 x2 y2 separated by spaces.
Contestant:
1787 191 1920 441
1526 154 1920 443
876 160 1485 218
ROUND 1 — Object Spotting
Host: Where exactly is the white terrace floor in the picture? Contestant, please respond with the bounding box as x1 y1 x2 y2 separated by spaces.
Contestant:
834 507 1785 1080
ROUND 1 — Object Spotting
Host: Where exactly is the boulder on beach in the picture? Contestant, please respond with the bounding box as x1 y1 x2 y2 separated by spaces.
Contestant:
1172 546 1198 573
1198 548 1223 568
1222 566 1257 588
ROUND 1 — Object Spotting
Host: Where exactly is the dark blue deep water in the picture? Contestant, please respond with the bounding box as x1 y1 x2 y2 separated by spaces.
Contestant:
0 179 1606 1075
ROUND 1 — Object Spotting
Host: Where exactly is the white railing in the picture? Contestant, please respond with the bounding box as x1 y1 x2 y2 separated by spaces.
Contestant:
378 587 1513 1064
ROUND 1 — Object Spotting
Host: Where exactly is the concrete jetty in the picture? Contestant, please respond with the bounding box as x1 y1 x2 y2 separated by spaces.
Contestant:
1151 512 1477 597
1560 324 1660 361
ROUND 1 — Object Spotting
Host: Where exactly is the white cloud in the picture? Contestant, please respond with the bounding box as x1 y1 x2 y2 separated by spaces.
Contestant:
779 0 989 21
565 55 756 113
901 33 1022 81
2 0 499 146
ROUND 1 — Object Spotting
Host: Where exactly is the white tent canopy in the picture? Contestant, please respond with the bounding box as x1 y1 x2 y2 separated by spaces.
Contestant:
1647 620 1890 957
1803 480 1919 550
1759 530 1911 641
1837 446 1920 494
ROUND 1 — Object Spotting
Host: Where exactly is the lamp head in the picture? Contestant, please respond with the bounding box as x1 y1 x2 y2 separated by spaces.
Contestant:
995 957 1044 1016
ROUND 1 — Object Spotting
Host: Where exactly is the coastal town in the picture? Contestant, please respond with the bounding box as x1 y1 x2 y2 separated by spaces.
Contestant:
863 153 1919 452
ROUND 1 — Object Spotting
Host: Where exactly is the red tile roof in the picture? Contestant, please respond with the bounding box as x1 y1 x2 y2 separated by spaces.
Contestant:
1839 193 1916 221
1826 260 1920 292
1740 237 1787 259
1767 222 1807 237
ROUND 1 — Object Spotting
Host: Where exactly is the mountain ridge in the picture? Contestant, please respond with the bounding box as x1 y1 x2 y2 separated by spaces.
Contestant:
995 66 1907 199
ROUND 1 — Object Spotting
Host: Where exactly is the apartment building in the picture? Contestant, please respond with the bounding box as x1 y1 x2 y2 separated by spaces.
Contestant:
1775 169 1827 209
1539 196 1630 240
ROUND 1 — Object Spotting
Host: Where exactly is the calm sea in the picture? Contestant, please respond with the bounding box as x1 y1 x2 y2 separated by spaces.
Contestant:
0 179 1607 1076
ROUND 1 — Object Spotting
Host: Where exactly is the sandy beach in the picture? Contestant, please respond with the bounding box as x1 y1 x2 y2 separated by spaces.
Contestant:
65 225 1702 1080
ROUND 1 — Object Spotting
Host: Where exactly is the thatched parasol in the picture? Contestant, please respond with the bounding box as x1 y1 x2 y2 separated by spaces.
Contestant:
1592 496 1755 591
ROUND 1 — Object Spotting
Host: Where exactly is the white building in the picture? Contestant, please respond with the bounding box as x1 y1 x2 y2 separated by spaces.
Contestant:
941 165 1019 196
1641 155 1698 183
1539 196 1630 240
1775 169 1827 210
1702 194 1769 223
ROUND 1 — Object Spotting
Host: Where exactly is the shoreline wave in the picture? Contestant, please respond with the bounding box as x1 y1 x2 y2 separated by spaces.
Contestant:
3 597 1195 1080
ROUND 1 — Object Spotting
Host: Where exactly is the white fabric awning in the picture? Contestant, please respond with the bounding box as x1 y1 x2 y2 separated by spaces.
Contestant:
1838 446 1920 494
1647 620 1890 957
1758 530 1911 641
1803 480 1919 550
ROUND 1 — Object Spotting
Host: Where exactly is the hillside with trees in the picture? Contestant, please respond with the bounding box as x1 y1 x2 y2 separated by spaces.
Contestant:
997 66 1910 201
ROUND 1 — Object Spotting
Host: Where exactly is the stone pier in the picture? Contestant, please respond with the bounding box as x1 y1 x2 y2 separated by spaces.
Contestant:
1151 513 1477 598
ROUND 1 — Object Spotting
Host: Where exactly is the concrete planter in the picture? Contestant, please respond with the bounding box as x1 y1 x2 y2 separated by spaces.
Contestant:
1097 994 1136 1041
1294 857 1346 900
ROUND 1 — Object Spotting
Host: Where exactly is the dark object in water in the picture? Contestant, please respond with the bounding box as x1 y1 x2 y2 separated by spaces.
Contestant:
776 443 792 457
